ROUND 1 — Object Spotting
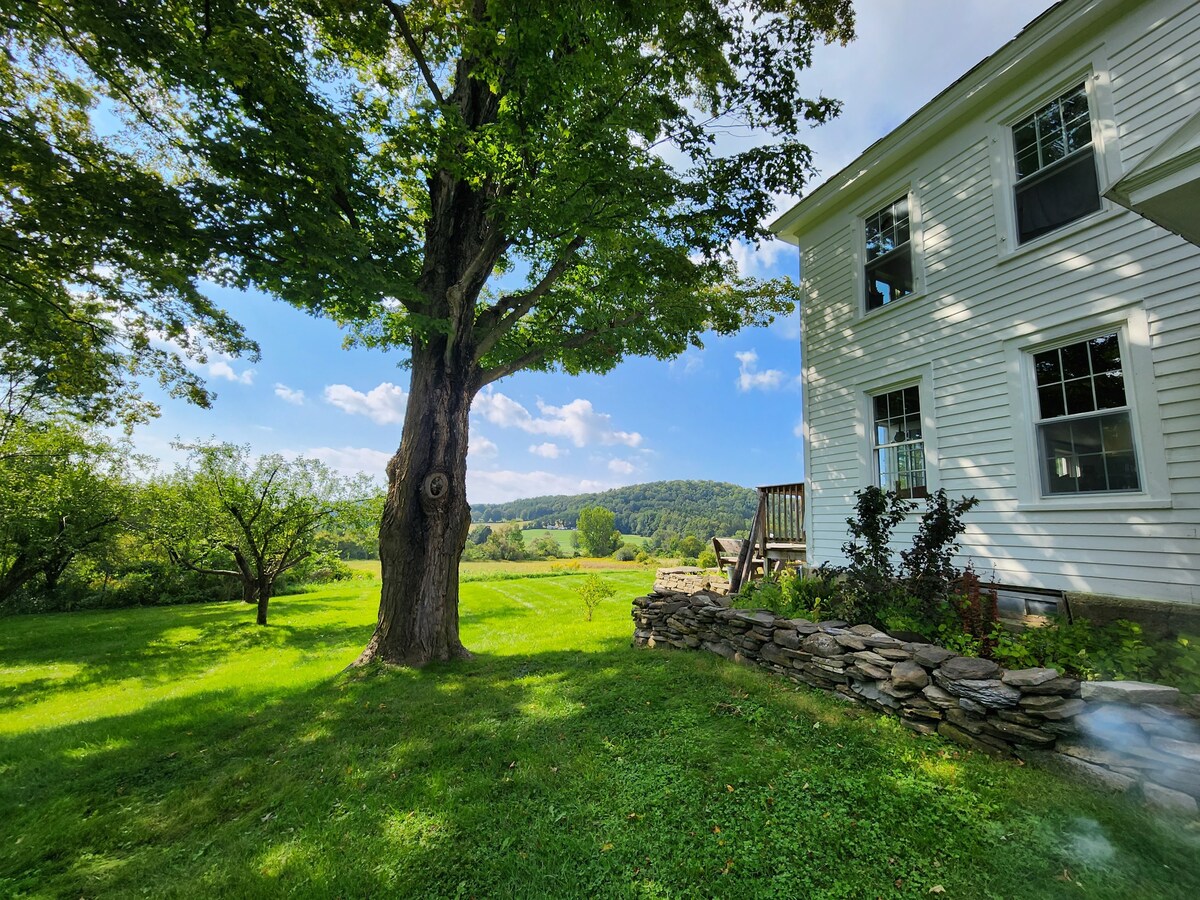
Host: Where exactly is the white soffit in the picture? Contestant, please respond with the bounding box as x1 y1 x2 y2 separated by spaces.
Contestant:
1105 107 1200 247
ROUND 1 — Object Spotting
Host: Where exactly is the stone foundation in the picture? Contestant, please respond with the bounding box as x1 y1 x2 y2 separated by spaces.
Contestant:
633 588 1200 814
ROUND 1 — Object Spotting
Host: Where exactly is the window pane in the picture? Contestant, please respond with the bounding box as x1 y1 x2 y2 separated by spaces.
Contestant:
865 245 913 309
1100 411 1134 453
1076 453 1108 491
1038 384 1066 419
1069 417 1103 453
1033 341 1139 496
873 386 926 494
1060 341 1090 379
1093 371 1127 410
1033 348 1061 386
1037 106 1065 164
1015 148 1100 243
1088 333 1121 372
1064 378 1096 415
1105 452 1139 491
1014 122 1039 178
864 197 913 309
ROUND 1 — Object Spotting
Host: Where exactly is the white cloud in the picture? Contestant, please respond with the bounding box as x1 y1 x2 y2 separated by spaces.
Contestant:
469 436 499 460
735 350 785 392
149 324 256 385
474 391 642 448
466 468 620 504
306 446 391 479
729 238 787 277
274 383 305 405
793 418 805 439
529 442 564 459
324 382 408 425
608 458 636 475
669 349 705 377
208 359 256 385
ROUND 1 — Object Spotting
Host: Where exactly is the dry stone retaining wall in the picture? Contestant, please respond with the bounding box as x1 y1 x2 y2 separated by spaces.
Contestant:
632 586 1200 814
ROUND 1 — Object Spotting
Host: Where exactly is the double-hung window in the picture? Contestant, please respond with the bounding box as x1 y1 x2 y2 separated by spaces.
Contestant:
1012 83 1101 243
1033 332 1140 495
864 196 913 310
872 386 926 499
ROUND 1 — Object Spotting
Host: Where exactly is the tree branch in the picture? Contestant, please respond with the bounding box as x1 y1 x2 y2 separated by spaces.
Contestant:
381 0 446 106
473 236 586 360
167 548 240 579
475 312 641 388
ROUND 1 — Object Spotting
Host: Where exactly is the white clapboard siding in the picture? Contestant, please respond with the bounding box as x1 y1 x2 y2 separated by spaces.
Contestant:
791 0 1200 605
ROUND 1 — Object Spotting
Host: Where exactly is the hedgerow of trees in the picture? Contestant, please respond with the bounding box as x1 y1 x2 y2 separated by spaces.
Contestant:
0 413 379 618
472 480 757 543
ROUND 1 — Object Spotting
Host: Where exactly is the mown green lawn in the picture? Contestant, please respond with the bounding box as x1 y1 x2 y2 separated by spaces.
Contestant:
1 571 1197 898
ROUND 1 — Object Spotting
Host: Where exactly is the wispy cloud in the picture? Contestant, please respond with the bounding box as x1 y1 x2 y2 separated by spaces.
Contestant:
529 442 564 459
469 436 499 460
274 383 305 405
729 238 788 277
735 350 784 392
466 469 616 504
608 458 636 475
669 349 705 377
305 445 390 479
474 391 642 448
324 382 408 425
207 360 255 384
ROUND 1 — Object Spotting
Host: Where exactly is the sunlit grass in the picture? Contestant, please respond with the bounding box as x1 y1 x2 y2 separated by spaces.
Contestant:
0 568 1197 898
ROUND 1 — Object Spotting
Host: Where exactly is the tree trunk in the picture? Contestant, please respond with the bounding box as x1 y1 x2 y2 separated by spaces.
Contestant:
356 343 475 666
256 576 273 625
241 578 259 604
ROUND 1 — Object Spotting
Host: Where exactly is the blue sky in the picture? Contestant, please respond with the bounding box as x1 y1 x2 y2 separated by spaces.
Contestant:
131 1 1055 503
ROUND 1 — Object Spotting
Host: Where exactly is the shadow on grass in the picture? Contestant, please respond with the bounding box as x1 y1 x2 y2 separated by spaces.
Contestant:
0 593 377 711
2 637 1199 898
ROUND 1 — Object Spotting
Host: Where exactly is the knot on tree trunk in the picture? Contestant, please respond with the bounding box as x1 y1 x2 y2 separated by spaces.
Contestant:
420 471 450 511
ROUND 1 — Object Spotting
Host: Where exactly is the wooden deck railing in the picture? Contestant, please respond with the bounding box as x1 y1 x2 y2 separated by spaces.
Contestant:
729 482 806 593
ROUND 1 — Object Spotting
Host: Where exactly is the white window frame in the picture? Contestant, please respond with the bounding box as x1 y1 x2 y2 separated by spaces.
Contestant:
1003 304 1170 511
857 365 939 497
854 182 924 318
988 52 1124 261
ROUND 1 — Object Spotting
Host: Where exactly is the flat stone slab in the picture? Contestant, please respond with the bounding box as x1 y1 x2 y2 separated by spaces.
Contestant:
934 672 1021 708
802 633 843 659
1001 667 1060 687
1033 698 1086 721
891 660 930 692
732 610 778 628
1151 737 1200 765
833 633 868 651
849 663 891 681
1020 676 1080 696
773 629 802 650
1079 681 1180 705
938 656 1001 681
912 645 957 668
851 650 892 667
1142 781 1199 814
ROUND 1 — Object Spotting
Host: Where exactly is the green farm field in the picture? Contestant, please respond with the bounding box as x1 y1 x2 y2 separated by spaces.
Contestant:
2 569 1198 898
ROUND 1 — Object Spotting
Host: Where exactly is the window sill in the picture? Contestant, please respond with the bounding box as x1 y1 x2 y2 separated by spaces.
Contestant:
1017 495 1173 513
995 205 1124 264
859 290 925 321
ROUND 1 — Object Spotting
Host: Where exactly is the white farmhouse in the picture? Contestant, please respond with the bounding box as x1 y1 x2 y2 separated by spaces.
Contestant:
772 0 1200 625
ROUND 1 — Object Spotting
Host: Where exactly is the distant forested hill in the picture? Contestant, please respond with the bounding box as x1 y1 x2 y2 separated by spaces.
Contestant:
472 480 757 543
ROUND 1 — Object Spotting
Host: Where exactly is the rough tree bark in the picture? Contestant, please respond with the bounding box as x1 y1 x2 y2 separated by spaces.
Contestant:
354 50 503 667
357 342 477 665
